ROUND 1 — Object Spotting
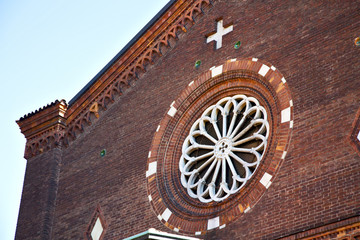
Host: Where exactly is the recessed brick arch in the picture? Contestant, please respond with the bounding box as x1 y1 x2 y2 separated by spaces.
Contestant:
146 58 293 235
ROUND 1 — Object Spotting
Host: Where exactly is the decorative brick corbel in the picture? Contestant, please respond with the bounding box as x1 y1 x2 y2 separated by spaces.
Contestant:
64 0 214 146
17 100 67 159
18 0 216 153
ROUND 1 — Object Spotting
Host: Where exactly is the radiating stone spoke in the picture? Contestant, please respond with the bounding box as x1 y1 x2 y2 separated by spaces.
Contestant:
211 159 222 183
229 151 256 168
201 131 218 144
183 153 215 174
196 144 215 150
232 121 254 142
194 151 215 161
196 155 216 173
226 111 238 137
222 112 227 137
231 147 252 153
221 157 227 184
211 119 222 140
229 115 247 139
201 158 218 181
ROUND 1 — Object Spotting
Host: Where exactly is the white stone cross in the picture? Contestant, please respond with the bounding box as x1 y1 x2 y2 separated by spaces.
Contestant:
206 18 233 49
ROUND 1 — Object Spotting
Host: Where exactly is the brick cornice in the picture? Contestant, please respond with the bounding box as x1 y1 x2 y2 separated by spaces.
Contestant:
63 0 213 145
17 0 215 158
16 100 67 159
65 0 195 121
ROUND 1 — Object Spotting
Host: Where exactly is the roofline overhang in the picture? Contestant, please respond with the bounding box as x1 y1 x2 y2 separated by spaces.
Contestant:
17 0 214 159
68 0 176 106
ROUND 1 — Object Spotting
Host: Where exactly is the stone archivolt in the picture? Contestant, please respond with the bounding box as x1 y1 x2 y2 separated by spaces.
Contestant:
17 0 213 159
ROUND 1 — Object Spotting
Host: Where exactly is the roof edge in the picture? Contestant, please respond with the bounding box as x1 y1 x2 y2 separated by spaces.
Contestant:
68 0 176 106
17 99 67 122
17 0 215 159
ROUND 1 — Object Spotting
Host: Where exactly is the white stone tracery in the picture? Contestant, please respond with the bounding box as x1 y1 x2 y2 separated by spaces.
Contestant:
179 95 269 203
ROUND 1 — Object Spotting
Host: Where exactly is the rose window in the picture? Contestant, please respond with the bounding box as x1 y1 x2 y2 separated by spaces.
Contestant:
179 95 269 203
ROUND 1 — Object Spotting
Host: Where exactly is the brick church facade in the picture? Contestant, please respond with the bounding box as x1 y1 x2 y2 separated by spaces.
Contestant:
16 1 360 239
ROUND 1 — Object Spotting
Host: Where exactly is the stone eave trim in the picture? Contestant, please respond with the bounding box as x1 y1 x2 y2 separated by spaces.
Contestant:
63 0 213 143
17 100 67 140
68 0 177 107
18 99 67 122
65 0 211 123
17 0 215 159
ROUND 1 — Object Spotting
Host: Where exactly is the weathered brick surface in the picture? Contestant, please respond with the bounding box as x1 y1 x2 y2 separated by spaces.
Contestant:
15 148 62 239
17 0 360 239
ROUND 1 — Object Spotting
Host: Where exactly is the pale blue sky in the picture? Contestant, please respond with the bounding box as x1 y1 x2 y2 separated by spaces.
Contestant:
0 1 169 239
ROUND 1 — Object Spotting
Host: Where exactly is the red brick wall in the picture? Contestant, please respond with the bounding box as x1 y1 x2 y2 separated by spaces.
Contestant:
15 148 61 239
18 1 360 239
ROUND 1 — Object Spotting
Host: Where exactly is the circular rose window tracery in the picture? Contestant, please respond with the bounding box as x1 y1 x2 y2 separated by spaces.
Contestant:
146 58 293 235
179 95 269 203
